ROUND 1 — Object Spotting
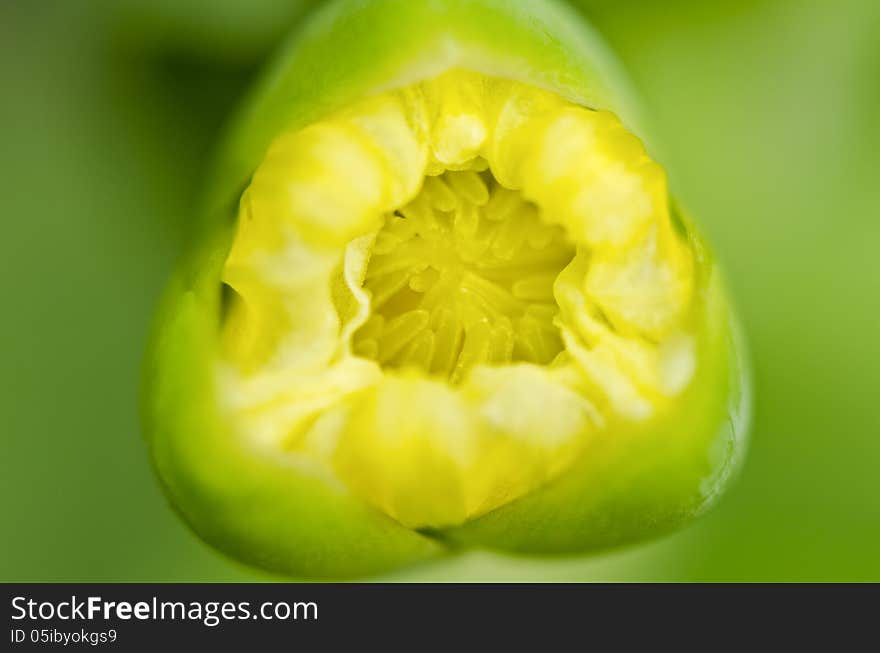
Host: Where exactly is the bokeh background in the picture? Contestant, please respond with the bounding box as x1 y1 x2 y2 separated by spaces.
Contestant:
2 0 878 581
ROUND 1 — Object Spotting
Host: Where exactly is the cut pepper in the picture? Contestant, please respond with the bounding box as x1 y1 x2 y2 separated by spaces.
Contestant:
144 0 749 578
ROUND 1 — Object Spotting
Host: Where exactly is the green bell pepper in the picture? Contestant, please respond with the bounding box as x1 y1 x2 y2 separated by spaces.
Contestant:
144 0 750 578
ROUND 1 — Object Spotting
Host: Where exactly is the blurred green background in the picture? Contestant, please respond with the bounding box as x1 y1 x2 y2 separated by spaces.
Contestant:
2 0 878 581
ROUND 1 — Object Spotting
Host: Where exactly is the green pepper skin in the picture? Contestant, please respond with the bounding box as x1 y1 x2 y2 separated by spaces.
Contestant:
208 0 641 220
144 0 749 578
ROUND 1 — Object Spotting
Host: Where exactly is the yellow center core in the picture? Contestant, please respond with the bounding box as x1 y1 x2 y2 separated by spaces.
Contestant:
218 70 697 528
353 171 573 382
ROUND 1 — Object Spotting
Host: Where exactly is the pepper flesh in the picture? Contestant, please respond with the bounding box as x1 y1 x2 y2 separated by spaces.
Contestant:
145 0 749 578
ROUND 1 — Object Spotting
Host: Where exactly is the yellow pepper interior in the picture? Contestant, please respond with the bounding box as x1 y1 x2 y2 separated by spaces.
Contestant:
218 70 697 528
353 172 574 382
